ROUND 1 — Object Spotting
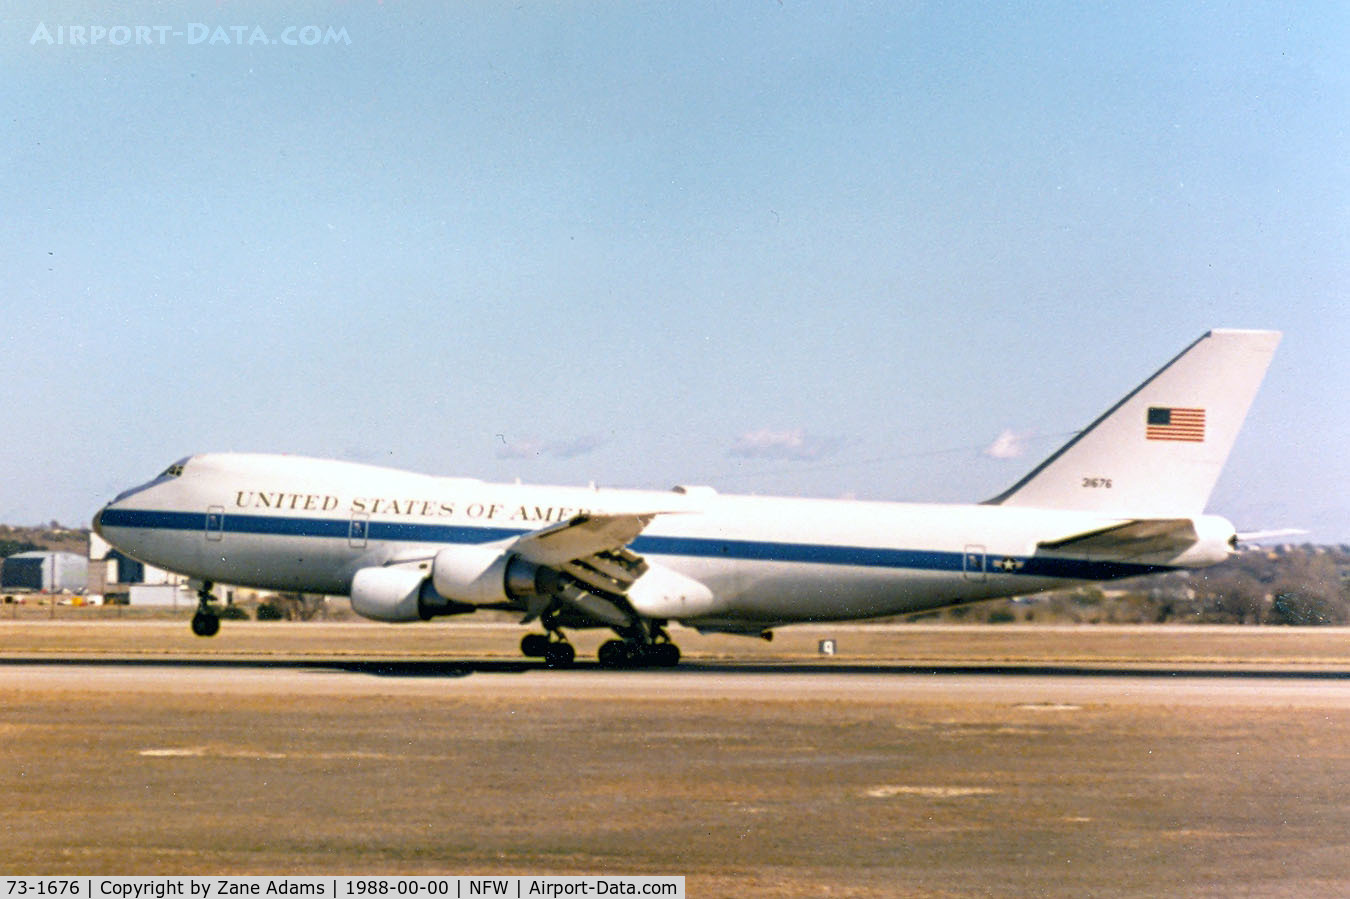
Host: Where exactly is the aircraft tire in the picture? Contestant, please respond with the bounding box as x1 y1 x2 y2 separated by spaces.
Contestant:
520 633 550 658
543 642 575 669
598 639 628 668
652 643 681 667
191 612 220 638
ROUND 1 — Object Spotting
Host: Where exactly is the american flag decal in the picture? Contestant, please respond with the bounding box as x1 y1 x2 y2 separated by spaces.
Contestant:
1146 406 1205 442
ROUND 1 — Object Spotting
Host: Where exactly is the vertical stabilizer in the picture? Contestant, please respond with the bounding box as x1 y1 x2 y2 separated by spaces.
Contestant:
987 329 1280 516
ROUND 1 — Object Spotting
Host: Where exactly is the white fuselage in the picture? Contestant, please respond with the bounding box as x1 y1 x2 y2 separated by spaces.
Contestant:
94 453 1230 629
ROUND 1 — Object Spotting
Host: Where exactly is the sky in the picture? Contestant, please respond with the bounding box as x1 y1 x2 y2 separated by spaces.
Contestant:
2 2 1348 541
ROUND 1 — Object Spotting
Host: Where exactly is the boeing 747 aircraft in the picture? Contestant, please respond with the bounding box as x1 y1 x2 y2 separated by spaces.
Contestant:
95 329 1279 667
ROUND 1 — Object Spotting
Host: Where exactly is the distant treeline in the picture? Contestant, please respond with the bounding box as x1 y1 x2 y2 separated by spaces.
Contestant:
0 539 44 558
0 525 89 558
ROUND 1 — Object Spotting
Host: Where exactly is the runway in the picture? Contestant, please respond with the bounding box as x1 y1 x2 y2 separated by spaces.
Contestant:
4 625 1350 897
6 657 1350 707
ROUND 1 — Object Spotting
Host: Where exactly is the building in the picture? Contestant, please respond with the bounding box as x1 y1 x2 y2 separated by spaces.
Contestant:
1 551 89 592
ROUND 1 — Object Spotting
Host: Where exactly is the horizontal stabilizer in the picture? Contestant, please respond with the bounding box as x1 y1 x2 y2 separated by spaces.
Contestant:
1039 519 1200 559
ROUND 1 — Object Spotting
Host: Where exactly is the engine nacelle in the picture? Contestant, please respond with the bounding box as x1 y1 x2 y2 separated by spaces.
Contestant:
350 566 474 622
430 546 550 606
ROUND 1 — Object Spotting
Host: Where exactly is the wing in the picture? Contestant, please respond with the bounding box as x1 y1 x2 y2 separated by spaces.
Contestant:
511 512 653 590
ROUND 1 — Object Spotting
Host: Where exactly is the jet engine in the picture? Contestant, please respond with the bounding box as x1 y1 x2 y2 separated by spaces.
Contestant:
350 547 613 624
351 546 719 628
349 566 474 622
429 545 557 606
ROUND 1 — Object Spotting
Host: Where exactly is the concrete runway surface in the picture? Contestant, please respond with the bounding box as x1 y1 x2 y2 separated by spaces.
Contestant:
3 625 1350 897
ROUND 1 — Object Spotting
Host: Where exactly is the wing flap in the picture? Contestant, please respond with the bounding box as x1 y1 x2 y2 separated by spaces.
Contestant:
579 548 649 584
561 549 648 595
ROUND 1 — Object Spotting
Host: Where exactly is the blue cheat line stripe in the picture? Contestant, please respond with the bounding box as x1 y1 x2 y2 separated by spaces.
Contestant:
96 507 1171 582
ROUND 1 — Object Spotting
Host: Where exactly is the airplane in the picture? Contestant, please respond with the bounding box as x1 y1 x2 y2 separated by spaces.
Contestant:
94 329 1280 667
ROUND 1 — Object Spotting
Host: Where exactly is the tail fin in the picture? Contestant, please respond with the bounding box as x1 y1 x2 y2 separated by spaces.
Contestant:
987 329 1280 516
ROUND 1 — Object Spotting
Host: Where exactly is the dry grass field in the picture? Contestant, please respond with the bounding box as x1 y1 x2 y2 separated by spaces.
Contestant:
3 621 1350 897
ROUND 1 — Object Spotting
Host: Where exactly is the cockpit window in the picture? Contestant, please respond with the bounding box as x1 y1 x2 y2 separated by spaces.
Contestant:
111 457 191 502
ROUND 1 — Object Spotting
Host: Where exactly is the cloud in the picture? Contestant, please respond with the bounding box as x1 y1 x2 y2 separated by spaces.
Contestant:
547 434 607 460
494 438 544 460
494 434 606 461
729 428 842 461
983 428 1027 459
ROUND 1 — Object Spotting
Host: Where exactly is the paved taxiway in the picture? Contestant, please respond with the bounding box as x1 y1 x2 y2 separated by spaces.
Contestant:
5 624 1350 897
6 659 1350 707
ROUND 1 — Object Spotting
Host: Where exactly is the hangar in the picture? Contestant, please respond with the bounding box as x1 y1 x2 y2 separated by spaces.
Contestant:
1 551 88 592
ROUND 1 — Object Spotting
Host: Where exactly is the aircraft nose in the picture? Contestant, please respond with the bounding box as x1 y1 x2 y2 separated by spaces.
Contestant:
92 504 110 538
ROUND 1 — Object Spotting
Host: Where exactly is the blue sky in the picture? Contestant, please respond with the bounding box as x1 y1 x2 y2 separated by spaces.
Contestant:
3 2 1347 541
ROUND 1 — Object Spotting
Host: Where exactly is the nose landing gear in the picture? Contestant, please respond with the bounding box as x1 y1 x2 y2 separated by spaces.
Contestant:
190 582 221 637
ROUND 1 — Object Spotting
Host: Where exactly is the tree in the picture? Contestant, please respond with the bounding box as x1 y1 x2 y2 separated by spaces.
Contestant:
0 540 42 559
1192 567 1269 624
1262 553 1348 625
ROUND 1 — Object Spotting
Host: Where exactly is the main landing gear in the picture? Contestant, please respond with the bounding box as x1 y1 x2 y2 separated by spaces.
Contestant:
519 618 682 669
610 621 681 668
190 581 221 637
520 630 576 668
597 638 680 668
518 610 576 668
